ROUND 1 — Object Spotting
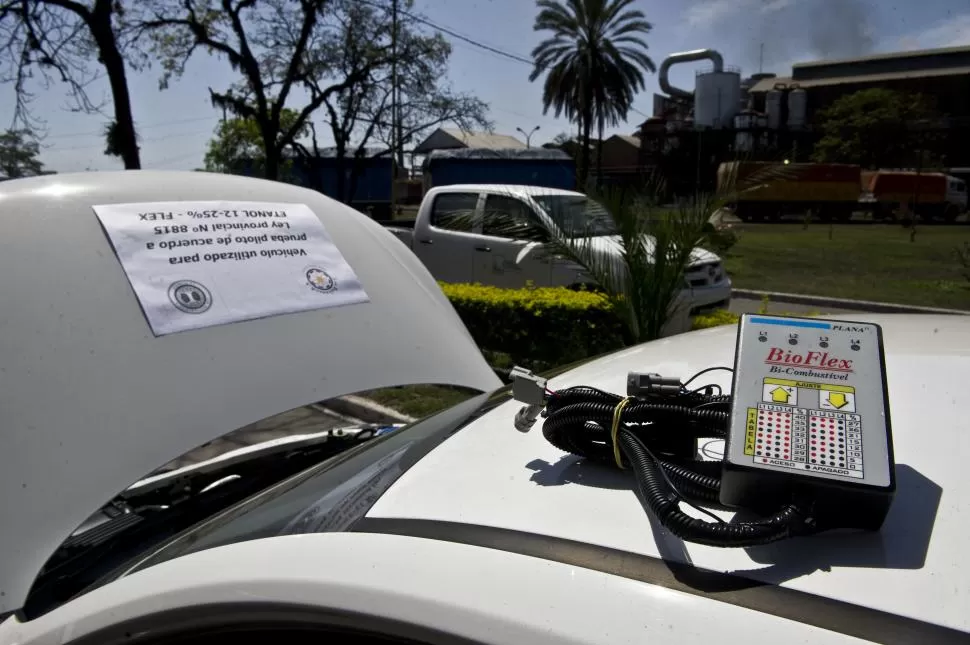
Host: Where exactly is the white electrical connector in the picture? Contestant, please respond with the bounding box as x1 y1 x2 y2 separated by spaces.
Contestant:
510 366 548 433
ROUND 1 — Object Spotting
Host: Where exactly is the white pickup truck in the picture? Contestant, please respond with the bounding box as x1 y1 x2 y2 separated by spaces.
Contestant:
383 184 732 314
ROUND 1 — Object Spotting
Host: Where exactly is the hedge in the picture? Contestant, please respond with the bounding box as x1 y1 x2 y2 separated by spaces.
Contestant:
440 283 627 370
692 309 741 329
440 282 745 371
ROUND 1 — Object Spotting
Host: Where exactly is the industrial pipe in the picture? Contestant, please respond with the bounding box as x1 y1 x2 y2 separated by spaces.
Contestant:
658 49 725 100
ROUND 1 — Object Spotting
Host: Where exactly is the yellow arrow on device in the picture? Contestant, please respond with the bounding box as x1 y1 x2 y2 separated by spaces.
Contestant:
827 391 849 409
770 387 791 403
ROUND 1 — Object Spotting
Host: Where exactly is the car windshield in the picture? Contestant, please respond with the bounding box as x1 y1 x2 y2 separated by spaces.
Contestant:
533 195 618 238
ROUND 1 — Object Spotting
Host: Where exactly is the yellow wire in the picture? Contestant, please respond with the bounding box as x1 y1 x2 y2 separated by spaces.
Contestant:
611 396 634 469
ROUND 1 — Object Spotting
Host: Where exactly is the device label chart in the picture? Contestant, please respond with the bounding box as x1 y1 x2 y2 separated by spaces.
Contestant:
744 378 863 479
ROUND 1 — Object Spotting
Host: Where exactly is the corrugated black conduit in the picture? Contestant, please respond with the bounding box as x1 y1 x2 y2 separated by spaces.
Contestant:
539 384 813 547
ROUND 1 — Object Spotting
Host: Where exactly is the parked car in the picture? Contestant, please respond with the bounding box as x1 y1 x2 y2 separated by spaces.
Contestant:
4 171 961 645
382 183 732 315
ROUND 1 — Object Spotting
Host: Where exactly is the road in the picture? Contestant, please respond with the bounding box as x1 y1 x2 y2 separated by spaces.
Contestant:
729 297 856 316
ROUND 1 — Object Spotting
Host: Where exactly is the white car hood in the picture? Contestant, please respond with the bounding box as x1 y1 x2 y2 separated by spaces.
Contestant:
0 171 500 615
369 314 970 635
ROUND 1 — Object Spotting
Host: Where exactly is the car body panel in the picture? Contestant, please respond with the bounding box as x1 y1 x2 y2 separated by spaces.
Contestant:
0 171 500 615
0 533 873 645
368 314 969 634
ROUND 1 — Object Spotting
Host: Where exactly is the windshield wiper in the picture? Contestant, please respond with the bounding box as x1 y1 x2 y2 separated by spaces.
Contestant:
22 427 387 620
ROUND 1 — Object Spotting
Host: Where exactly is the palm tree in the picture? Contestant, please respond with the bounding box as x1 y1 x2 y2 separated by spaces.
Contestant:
463 161 797 344
529 0 656 190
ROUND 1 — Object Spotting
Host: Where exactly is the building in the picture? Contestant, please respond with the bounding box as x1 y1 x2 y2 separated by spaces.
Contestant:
413 128 526 155
748 45 970 119
747 45 970 166
633 44 970 189
592 134 647 188
233 148 401 217
597 135 641 173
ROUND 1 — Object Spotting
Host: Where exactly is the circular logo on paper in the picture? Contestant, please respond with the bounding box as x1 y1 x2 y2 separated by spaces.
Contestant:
698 439 724 461
168 280 213 314
306 267 337 293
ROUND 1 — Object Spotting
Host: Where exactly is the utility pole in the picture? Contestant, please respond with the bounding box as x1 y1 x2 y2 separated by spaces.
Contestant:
395 0 404 171
759 43 764 74
389 0 398 217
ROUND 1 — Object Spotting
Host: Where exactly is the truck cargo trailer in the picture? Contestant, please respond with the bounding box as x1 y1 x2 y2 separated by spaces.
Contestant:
719 161 967 222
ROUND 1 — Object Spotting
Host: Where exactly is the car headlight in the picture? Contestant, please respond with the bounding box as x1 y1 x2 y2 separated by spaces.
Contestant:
710 263 724 282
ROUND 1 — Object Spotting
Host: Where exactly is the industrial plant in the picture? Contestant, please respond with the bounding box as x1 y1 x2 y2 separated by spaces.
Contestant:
636 45 970 192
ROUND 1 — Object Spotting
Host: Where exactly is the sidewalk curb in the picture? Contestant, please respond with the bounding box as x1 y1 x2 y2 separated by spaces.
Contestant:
733 289 970 316
322 395 417 425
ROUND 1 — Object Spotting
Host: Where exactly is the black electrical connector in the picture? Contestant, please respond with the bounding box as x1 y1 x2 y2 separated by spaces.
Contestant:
513 368 817 548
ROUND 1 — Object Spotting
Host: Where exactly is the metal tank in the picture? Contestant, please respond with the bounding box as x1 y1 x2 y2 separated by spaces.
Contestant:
766 87 784 129
756 113 769 147
695 68 741 128
734 110 758 152
787 86 808 129
741 73 776 110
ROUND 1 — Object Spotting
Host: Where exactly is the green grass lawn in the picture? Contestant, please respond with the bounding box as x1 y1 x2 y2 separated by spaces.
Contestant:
724 223 970 310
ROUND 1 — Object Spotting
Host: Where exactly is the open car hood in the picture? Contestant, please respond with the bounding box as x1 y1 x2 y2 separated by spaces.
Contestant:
0 171 501 615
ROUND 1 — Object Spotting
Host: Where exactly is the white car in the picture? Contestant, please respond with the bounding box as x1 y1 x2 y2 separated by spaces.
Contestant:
383 184 733 317
0 172 965 645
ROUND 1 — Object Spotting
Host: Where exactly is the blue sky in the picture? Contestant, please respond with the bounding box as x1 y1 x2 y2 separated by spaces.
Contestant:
3 0 968 173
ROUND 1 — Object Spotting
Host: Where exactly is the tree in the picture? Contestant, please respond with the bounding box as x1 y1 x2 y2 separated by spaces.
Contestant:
0 0 145 169
300 0 489 203
543 132 572 148
812 88 943 168
529 0 656 190
204 108 305 175
0 129 45 177
542 131 588 163
145 0 399 181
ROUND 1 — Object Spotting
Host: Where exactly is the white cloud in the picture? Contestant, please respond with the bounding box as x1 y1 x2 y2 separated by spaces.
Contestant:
684 0 738 28
898 13 970 50
684 0 792 29
760 0 793 13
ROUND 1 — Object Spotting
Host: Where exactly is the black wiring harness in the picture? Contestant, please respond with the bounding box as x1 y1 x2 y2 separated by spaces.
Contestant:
514 367 817 548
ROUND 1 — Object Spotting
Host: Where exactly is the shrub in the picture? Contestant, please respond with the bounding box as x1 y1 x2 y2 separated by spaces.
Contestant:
692 309 740 330
440 282 627 371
